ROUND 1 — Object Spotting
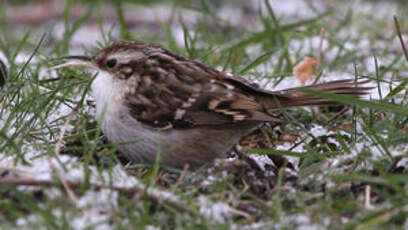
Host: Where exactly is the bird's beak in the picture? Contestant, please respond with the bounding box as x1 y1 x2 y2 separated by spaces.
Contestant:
51 55 97 70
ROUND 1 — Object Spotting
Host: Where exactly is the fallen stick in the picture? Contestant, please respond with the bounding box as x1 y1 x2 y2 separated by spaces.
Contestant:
0 177 190 213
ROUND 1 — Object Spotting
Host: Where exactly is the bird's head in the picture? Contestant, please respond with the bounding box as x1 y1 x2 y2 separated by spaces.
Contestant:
52 41 164 79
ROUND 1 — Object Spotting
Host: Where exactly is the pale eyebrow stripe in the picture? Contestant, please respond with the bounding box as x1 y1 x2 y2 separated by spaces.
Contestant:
109 51 145 63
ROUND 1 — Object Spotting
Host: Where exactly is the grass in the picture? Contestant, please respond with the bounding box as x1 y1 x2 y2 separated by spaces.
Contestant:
1 0 408 229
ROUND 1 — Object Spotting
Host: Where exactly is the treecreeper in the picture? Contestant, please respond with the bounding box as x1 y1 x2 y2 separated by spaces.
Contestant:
54 41 371 169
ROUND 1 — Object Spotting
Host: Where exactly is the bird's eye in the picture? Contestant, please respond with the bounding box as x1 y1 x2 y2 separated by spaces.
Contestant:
106 58 117 68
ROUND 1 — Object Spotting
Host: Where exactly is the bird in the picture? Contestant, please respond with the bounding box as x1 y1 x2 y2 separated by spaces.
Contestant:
0 58 7 88
53 41 371 169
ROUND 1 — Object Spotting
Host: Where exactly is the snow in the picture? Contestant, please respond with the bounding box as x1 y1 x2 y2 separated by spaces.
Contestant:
198 196 232 223
239 214 323 230
145 225 161 230
72 189 118 229
248 154 275 171
264 0 325 19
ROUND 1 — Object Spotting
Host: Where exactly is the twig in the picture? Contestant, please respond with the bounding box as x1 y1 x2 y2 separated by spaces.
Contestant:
37 85 65 98
55 102 82 156
364 185 371 208
39 77 62 83
316 27 325 73
288 136 308 151
352 62 358 144
49 101 83 207
0 177 190 213
394 15 408 63
230 207 251 219
171 164 190 192
327 106 351 123
0 166 34 178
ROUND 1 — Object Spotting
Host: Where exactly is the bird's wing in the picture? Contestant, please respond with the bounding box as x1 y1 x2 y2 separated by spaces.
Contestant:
124 52 280 129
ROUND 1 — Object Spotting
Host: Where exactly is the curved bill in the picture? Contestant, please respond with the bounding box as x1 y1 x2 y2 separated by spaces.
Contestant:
51 55 97 70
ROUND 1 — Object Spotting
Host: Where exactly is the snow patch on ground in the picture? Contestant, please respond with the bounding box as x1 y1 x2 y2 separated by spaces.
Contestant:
199 196 232 223
248 154 275 171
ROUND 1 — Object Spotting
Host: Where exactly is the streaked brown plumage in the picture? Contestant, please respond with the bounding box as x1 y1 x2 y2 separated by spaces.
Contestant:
55 41 371 168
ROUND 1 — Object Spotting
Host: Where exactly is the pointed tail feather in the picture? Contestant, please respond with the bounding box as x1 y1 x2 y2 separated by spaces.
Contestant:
265 79 373 109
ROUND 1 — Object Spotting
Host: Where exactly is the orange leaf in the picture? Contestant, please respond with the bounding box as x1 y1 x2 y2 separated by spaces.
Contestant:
293 56 316 86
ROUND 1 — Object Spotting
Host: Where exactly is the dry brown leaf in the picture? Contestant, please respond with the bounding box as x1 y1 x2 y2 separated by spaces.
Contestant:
293 56 316 86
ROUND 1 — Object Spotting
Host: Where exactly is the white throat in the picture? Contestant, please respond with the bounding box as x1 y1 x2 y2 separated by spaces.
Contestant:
91 72 123 121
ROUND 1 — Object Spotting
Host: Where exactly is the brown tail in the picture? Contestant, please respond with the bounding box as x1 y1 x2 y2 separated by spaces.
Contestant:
264 79 373 109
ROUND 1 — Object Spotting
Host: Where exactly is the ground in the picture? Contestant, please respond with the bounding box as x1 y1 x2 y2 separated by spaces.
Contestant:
0 0 408 229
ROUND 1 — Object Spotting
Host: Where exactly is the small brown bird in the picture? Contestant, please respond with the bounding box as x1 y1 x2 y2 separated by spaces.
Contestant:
0 58 7 88
54 41 371 168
